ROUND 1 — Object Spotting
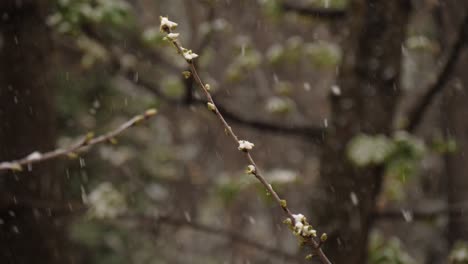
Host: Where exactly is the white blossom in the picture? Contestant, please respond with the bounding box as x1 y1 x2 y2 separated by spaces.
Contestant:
238 140 254 151
159 16 178 32
294 221 303 229
302 226 317 237
290 213 317 237
166 33 179 40
292 213 305 223
182 49 199 61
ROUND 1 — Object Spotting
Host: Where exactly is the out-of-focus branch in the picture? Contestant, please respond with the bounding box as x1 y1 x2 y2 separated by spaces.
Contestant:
0 109 157 172
78 21 326 140
281 2 346 19
375 201 468 221
405 14 468 132
141 215 302 262
375 206 447 221
128 72 325 139
0 194 299 262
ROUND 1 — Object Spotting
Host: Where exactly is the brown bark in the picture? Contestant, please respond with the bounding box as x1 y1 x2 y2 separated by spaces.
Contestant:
317 1 410 263
441 3 468 246
0 1 67 263
444 52 468 245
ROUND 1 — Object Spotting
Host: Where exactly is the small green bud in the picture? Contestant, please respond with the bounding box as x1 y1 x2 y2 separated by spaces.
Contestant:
305 254 313 261
10 163 23 172
320 233 328 242
145 108 158 117
246 165 256 174
205 84 211 91
182 71 191 79
207 102 216 112
67 152 78 159
85 132 94 143
280 199 287 208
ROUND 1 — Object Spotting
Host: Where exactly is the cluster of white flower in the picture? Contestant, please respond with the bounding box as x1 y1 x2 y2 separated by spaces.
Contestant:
291 213 317 237
238 140 255 151
86 182 127 219
166 33 179 40
159 16 199 61
181 48 199 61
159 16 178 32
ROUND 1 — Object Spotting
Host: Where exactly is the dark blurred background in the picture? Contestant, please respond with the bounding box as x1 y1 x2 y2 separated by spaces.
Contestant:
1 0 468 263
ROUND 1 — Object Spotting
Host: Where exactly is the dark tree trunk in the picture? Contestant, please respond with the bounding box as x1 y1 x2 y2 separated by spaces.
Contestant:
0 1 67 263
317 1 410 263
445 51 468 245
442 2 468 246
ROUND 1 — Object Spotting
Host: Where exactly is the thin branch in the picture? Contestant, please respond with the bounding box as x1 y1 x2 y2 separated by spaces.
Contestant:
151 215 302 262
281 2 346 19
161 21 332 263
214 102 325 140
375 206 447 221
405 14 468 132
0 109 158 172
125 71 325 139
375 201 468 221
78 22 326 140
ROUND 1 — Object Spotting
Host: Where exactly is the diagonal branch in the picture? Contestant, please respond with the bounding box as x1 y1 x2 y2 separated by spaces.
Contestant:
79 22 326 140
126 73 325 139
281 2 346 19
161 19 332 263
152 215 302 262
0 109 157 172
405 14 468 132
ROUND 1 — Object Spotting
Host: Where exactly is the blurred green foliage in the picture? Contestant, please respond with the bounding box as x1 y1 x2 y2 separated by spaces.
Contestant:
368 231 416 264
47 0 133 34
348 132 427 201
450 241 468 264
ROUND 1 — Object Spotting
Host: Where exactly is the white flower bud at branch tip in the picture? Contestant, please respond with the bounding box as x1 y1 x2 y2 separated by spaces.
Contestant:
160 16 178 32
238 140 254 151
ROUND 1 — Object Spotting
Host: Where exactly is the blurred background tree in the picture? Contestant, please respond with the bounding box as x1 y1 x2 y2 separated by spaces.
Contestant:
0 0 467 263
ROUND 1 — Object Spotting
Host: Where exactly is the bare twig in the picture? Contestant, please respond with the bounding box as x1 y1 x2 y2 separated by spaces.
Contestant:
161 19 332 263
281 2 346 19
151 215 302 262
76 21 326 140
405 14 468 132
0 109 158 172
124 71 325 139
